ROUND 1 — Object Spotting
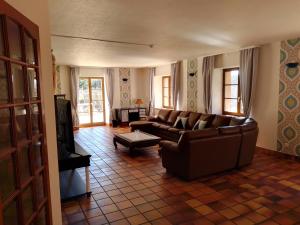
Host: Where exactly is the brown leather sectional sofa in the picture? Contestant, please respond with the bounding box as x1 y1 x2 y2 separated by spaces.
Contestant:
130 109 258 180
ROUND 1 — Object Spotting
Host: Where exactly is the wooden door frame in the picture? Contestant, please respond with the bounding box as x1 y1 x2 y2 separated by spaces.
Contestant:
0 1 52 225
79 77 106 127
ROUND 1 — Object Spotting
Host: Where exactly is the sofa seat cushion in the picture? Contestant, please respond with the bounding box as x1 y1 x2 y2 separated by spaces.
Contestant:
186 112 201 129
157 109 172 122
167 110 182 125
168 127 185 134
210 115 231 128
219 126 241 135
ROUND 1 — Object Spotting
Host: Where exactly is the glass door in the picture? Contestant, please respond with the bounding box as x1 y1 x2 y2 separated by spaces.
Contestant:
78 77 105 126
0 2 51 225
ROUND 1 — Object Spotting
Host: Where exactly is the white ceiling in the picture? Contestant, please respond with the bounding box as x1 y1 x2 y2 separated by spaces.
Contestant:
49 0 300 67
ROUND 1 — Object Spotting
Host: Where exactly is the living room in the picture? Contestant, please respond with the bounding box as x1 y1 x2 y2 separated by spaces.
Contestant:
1 0 300 225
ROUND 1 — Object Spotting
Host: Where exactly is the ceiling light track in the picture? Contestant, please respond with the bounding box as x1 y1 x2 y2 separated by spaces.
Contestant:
51 34 154 48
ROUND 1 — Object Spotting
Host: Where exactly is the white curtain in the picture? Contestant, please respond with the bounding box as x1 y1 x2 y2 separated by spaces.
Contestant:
202 56 215 113
149 67 156 116
171 61 181 110
240 47 259 117
70 67 80 127
105 68 114 121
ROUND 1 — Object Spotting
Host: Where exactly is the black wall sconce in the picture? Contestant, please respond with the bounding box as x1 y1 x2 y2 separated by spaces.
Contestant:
122 78 128 82
286 62 299 68
189 71 197 77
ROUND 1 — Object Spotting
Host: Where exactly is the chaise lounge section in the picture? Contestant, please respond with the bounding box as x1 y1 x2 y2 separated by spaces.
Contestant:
130 109 258 180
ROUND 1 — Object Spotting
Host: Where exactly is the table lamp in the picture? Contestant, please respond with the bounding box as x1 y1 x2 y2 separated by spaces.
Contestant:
135 98 144 108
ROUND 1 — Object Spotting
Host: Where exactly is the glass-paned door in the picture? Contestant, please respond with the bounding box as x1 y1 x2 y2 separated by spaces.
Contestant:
78 77 105 126
0 2 51 225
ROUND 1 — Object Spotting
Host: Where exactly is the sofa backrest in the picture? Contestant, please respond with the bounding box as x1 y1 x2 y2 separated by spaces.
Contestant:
157 109 171 122
186 112 201 129
167 110 181 125
210 115 232 128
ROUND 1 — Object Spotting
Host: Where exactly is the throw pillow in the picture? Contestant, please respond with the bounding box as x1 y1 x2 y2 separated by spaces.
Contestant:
173 116 188 129
192 120 207 130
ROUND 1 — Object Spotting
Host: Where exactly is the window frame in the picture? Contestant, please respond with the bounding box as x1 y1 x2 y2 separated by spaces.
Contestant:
162 76 172 109
222 67 244 116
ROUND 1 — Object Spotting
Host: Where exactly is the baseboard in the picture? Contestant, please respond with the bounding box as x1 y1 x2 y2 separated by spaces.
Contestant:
256 146 300 161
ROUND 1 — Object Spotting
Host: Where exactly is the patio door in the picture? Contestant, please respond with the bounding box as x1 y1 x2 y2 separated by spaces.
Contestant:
0 1 51 225
78 77 106 126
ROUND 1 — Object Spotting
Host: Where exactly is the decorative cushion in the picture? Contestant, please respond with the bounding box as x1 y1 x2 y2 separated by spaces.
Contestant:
167 110 182 125
210 115 231 128
157 109 172 122
192 120 207 130
186 112 201 129
229 117 247 126
199 114 215 127
174 117 188 129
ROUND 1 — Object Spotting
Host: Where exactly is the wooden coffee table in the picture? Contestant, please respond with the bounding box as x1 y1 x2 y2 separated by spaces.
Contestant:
113 131 161 153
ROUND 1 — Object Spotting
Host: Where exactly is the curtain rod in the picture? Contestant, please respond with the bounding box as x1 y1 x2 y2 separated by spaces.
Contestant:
51 34 154 48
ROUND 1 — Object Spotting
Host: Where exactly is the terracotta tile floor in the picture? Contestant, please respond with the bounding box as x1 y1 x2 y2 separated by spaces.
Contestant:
61 126 300 225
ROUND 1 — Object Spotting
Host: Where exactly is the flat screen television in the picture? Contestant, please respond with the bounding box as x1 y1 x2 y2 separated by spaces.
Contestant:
55 98 75 158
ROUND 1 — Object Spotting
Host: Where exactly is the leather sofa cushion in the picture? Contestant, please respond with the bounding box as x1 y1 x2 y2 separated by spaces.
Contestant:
219 126 241 135
179 111 190 118
167 110 181 125
211 115 231 128
168 127 185 134
159 124 171 130
229 117 246 126
186 112 201 129
157 109 171 122
241 122 257 132
199 114 215 127
181 128 218 141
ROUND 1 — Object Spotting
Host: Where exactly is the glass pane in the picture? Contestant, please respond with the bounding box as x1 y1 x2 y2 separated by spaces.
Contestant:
78 79 90 124
28 68 38 99
24 32 36 64
36 207 47 225
31 104 40 135
92 100 104 123
15 106 28 140
33 139 43 169
224 99 238 113
3 199 18 225
20 146 31 183
225 85 238 98
0 18 4 55
0 154 15 201
163 87 169 97
0 109 12 148
12 64 25 102
22 185 34 223
0 61 9 103
163 77 169 87
164 97 169 107
36 173 45 203
7 18 22 60
225 70 239 84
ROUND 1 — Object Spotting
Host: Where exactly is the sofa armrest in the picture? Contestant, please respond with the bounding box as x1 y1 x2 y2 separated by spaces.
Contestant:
160 140 180 152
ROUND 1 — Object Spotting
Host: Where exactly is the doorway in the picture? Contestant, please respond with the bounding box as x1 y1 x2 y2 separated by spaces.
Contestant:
78 77 106 126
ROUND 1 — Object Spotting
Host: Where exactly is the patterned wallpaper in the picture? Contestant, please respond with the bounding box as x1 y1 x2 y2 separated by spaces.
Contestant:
119 68 131 107
187 58 198 111
277 38 300 156
55 65 61 94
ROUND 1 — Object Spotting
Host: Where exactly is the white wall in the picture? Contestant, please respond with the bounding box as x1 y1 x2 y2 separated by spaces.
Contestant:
5 0 62 224
131 68 150 107
252 42 280 151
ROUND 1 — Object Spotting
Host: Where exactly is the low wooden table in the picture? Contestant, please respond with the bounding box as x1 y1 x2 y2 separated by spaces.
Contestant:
113 131 161 153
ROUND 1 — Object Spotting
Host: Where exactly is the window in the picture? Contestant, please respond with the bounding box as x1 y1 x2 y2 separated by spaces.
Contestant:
223 68 243 115
162 76 172 108
78 77 106 126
